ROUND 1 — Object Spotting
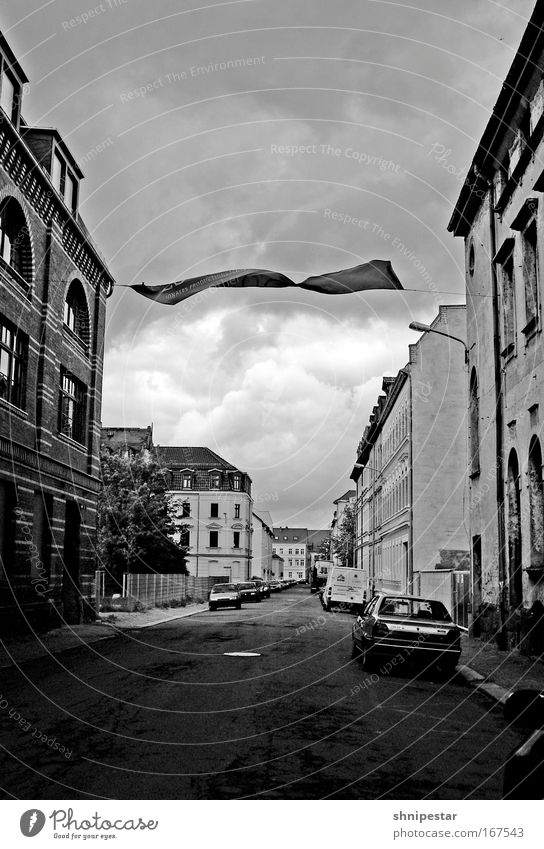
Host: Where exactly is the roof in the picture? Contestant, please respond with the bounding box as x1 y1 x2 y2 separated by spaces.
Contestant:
156 446 241 471
333 490 356 504
100 426 153 453
0 31 29 84
306 529 331 550
272 527 308 543
448 0 544 236
253 510 274 532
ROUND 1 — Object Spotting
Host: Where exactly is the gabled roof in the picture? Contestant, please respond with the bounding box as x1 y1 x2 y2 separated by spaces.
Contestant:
156 446 240 471
100 426 153 453
272 527 308 543
334 490 356 504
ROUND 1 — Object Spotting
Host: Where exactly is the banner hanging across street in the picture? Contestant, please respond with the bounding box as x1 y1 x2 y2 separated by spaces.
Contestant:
129 260 403 305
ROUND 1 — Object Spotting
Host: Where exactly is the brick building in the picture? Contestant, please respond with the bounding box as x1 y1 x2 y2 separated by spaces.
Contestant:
0 31 115 631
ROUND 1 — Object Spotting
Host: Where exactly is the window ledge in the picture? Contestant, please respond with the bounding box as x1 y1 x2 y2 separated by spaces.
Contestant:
62 325 89 356
206 547 221 551
0 257 31 296
522 316 540 341
469 468 481 480
0 397 28 419
57 432 87 453
501 342 515 360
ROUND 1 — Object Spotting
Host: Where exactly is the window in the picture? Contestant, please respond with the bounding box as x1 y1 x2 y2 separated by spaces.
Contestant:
500 253 516 355
469 369 480 476
293 536 299 541
210 503 219 518
233 474 241 490
210 472 220 488
50 148 78 213
233 531 240 548
0 479 16 578
234 504 240 519
288 548 292 554
0 197 31 282
182 502 190 518
528 437 544 568
468 242 475 278
179 529 190 547
0 69 18 124
58 369 86 443
63 280 89 346
209 530 219 548
182 473 192 489
522 220 539 330
0 317 27 409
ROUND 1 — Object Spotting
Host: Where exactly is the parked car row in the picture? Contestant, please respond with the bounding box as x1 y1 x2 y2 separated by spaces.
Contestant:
208 578 297 610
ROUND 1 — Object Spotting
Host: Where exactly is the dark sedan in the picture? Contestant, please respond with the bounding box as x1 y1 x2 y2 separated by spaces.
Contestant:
237 581 262 603
351 593 461 675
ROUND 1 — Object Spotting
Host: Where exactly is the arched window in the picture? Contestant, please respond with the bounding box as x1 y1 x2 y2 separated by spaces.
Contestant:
469 368 480 476
507 450 523 607
0 197 32 282
528 437 544 568
64 280 90 346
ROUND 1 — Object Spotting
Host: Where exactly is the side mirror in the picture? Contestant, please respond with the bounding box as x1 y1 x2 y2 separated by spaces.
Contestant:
504 690 544 728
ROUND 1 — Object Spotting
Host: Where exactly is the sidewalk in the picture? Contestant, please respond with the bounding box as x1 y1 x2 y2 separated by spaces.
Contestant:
0 603 209 669
458 633 544 705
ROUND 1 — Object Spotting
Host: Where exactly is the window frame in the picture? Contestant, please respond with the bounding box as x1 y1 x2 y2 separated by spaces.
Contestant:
0 316 27 410
58 367 86 444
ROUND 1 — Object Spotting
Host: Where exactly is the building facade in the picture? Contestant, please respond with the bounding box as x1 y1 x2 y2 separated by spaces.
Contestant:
306 528 331 580
330 490 356 566
351 306 469 620
158 447 253 583
272 527 307 580
252 509 274 580
0 31 115 631
448 0 544 644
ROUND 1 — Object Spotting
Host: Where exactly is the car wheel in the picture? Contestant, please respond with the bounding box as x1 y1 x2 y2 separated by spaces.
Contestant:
324 600 331 612
235 602 241 610
209 604 216 611
351 639 361 660
438 658 458 678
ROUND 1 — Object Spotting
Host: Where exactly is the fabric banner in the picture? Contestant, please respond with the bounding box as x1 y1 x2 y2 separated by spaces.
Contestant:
129 260 402 305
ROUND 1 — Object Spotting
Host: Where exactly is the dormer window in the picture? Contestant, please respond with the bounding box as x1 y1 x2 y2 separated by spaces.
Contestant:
182 472 193 489
210 472 221 488
233 474 241 490
0 68 17 123
50 147 78 213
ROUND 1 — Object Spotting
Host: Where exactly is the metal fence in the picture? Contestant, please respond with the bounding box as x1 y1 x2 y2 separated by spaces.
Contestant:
122 573 229 607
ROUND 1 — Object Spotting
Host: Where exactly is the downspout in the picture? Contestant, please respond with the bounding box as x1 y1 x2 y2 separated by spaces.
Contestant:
408 374 414 594
196 493 200 577
488 180 508 646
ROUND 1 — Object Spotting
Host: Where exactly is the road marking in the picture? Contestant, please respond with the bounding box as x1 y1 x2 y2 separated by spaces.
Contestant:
223 652 261 657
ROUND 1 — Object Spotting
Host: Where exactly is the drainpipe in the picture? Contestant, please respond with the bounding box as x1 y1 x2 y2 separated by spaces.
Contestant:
488 179 508 647
196 493 200 577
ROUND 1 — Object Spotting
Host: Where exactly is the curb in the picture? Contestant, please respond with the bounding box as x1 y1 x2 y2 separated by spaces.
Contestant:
458 663 510 705
103 604 209 631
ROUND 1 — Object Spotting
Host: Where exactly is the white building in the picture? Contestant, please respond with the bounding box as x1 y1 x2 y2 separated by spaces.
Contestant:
252 510 274 580
448 0 544 646
272 527 307 580
330 490 356 566
351 306 470 623
158 447 253 583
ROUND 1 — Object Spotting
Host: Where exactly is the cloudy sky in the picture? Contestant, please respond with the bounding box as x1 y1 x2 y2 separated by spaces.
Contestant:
2 0 537 528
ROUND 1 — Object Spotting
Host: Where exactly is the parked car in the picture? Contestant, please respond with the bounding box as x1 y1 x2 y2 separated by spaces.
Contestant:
208 583 242 611
251 579 271 599
503 689 544 799
269 581 283 593
237 581 262 603
351 593 461 675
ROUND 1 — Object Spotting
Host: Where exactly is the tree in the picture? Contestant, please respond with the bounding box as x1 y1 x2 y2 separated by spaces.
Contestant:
318 536 332 560
331 503 356 567
97 451 189 590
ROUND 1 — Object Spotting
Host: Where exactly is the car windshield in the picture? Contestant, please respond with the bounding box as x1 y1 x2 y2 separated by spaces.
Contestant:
211 584 237 593
238 583 255 589
379 597 452 622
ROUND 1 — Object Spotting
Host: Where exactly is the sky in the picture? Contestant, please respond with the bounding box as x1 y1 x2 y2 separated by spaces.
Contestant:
1 0 537 528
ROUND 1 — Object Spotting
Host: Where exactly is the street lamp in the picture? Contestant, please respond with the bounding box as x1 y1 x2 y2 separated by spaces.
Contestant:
408 321 468 362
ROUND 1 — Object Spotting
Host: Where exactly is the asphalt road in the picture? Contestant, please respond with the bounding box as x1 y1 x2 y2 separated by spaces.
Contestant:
0 587 525 800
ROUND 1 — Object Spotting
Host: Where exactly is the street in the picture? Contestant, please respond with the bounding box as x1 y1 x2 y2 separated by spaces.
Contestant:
0 588 524 800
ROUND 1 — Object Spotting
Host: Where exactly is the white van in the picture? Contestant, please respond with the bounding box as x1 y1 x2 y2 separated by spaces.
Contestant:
321 566 366 611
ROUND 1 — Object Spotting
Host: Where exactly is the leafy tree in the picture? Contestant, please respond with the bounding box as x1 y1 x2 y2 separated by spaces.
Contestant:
318 536 332 560
331 503 356 567
97 451 189 590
